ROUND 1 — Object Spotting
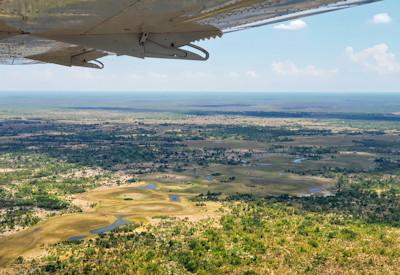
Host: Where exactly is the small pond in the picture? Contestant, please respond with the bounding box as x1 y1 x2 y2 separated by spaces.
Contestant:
68 235 87 241
293 158 307 164
141 183 157 190
169 194 181 202
90 218 129 235
206 175 214 182
309 187 322 193
257 163 272 167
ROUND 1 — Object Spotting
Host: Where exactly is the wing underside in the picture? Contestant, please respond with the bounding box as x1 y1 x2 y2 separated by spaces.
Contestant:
0 0 382 68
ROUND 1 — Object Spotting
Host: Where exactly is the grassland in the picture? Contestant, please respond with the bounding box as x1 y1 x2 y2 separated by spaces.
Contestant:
17 201 400 274
0 95 399 274
0 183 221 267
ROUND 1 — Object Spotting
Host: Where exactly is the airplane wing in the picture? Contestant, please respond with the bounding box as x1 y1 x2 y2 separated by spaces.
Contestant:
0 0 382 68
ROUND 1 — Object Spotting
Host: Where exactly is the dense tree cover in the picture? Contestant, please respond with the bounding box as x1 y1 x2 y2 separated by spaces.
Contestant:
1 115 400 274
186 110 400 122
228 175 400 227
353 139 400 153
199 124 332 142
374 158 400 173
1 118 398 175
20 201 400 274
287 146 338 158
0 155 98 209
0 153 104 232
0 208 40 233
0 120 253 171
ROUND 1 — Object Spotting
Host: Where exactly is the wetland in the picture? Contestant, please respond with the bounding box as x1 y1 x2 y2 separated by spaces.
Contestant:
0 92 399 274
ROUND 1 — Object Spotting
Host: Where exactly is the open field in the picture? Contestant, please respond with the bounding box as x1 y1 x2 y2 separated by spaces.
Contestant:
178 165 334 196
0 93 399 274
0 183 221 267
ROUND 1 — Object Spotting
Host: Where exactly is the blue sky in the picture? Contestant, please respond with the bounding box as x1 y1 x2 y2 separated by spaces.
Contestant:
0 0 399 92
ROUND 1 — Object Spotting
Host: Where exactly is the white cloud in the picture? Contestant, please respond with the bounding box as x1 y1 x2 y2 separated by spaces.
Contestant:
273 19 307 31
148 72 168 79
245 71 260 78
228 71 239 78
272 61 338 77
226 71 260 78
371 13 392 24
346 44 400 74
128 73 142 79
69 68 96 80
181 71 209 79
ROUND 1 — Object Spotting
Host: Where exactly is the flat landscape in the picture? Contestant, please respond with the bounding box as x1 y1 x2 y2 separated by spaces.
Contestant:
0 92 399 274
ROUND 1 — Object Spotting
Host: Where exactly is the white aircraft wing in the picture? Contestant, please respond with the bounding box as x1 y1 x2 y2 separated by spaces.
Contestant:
0 0 382 68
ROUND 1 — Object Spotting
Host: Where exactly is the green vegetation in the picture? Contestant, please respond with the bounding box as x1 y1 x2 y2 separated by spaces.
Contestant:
228 175 400 227
0 153 106 233
0 208 40 233
0 95 400 273
309 176 400 225
23 200 400 274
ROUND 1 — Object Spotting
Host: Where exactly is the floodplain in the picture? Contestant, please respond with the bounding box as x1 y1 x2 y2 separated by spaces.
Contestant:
0 92 399 274
0 183 221 267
